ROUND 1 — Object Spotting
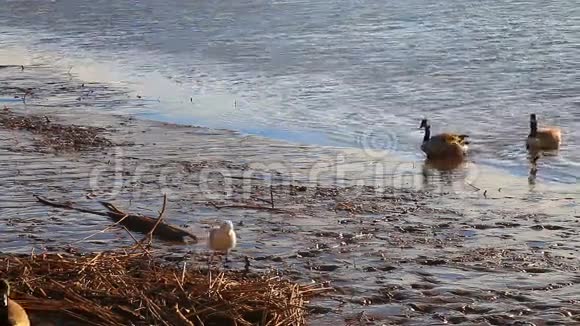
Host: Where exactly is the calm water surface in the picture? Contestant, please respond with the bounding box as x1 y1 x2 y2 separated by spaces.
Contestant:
0 0 578 184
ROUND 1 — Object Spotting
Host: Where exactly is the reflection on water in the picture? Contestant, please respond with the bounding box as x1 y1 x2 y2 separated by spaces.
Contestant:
527 148 562 187
421 156 471 193
424 156 466 172
528 154 540 186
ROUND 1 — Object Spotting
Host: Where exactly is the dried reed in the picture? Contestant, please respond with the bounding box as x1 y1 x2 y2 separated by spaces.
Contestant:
0 251 327 325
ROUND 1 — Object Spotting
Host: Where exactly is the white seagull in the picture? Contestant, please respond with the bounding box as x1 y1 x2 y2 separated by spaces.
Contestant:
208 220 237 265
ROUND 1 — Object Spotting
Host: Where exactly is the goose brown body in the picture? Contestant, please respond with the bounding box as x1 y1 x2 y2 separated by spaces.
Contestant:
0 280 30 326
419 119 469 160
526 114 561 151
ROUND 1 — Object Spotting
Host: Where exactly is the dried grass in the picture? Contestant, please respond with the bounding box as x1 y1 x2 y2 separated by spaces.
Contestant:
1 251 326 325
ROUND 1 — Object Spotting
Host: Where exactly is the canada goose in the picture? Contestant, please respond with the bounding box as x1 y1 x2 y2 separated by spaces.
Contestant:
526 114 561 151
208 220 237 263
419 119 469 159
0 279 30 326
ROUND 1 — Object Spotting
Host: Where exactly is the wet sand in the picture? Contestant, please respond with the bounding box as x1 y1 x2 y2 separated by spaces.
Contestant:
1 65 579 325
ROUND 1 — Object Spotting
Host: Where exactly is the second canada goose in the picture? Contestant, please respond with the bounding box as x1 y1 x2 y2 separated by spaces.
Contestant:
526 114 561 151
419 119 469 159
0 279 30 326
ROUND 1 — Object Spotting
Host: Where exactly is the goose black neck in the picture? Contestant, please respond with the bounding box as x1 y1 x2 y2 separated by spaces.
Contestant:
530 118 537 137
423 125 431 142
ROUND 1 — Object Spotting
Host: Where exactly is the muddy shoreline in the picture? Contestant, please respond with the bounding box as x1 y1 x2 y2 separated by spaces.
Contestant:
1 65 579 325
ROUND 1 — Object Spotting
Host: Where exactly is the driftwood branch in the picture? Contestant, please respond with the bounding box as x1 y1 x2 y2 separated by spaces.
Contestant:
35 195 197 243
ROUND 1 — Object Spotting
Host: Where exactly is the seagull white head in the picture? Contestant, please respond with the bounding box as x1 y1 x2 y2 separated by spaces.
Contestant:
220 220 234 231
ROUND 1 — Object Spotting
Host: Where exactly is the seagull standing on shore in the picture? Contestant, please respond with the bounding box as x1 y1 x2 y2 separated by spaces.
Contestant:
208 220 237 266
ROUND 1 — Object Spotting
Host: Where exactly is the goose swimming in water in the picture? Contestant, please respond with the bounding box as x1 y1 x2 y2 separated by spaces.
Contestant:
419 119 469 160
526 114 561 151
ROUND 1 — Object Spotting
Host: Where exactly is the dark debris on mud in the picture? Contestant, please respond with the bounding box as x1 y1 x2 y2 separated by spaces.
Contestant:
213 182 433 216
0 108 113 152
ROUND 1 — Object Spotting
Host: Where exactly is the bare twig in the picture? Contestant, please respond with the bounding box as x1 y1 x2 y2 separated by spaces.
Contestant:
142 193 168 245
270 184 275 209
174 304 195 326
181 262 187 284
124 225 151 256
70 214 129 245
